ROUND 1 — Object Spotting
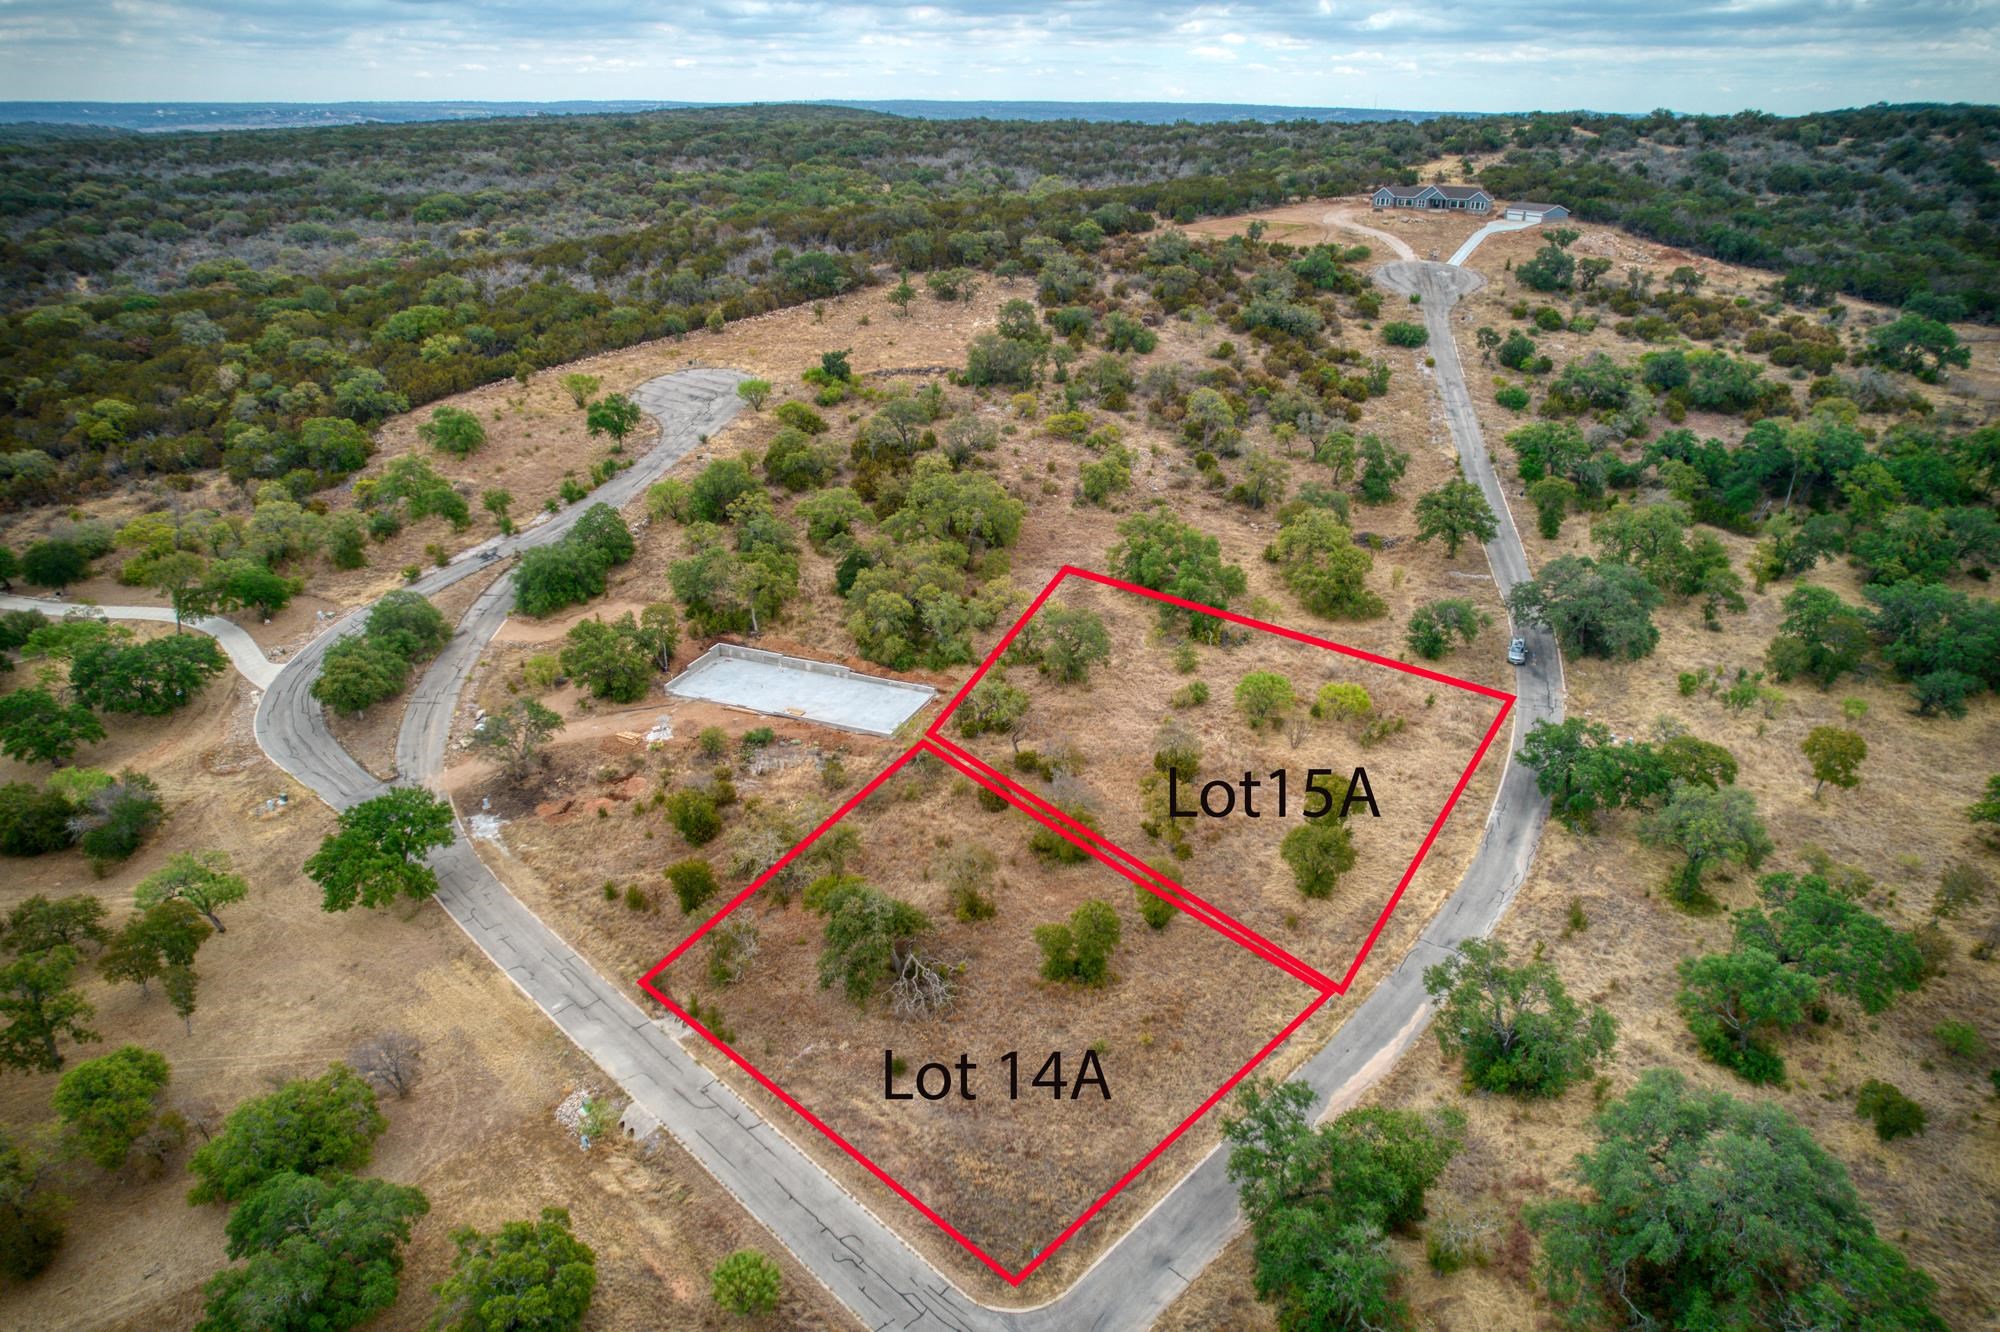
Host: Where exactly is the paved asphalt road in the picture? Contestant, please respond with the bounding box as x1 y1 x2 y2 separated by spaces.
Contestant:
122 288 1559 1330
0 595 283 689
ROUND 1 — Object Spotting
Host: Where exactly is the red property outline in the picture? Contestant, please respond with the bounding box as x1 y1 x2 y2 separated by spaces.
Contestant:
636 565 1514 1286
637 740 1333 1286
928 564 1516 993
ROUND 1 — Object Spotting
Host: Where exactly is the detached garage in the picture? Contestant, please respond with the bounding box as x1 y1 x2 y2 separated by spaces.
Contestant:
1504 201 1570 222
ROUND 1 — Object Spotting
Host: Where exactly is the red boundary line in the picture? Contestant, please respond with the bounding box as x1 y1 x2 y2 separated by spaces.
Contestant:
923 736 1331 988
926 564 1517 994
637 564 1518 1285
636 741 1328 1286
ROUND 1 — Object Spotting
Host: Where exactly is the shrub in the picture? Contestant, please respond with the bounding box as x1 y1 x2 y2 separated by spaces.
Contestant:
1934 1019 1986 1063
1495 384 1530 411
940 844 998 922
1381 321 1428 348
666 790 721 846
1170 680 1210 708
1855 1080 1926 1141
1035 899 1121 985
1029 808 1096 865
697 727 729 760
1136 886 1178 930
1312 683 1372 720
1280 818 1357 899
1235 671 1295 729
710 1249 781 1315
665 859 720 914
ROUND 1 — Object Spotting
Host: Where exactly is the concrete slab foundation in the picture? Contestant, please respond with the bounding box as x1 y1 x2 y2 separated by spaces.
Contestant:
666 643 935 736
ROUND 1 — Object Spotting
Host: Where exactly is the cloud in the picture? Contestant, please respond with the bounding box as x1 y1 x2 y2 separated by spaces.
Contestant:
3 0 1996 113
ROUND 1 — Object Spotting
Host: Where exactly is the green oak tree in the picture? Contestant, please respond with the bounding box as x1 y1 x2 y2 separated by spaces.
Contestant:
187 1064 387 1205
305 788 457 913
53 1045 170 1169
1422 939 1616 1097
1532 1070 1942 1329
1640 782 1772 907
0 947 98 1073
429 1206 597 1332
1413 478 1498 557
199 1171 428 1332
134 850 250 933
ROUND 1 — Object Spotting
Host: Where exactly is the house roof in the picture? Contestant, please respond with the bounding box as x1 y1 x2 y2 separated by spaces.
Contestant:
1506 201 1566 213
1373 183 1491 200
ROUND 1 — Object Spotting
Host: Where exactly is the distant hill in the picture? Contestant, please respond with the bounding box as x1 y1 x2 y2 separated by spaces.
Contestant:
0 98 1450 135
0 101 703 133
817 100 1451 124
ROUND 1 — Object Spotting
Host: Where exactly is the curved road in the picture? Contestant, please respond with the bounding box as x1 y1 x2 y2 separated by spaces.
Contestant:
66 273 1559 1328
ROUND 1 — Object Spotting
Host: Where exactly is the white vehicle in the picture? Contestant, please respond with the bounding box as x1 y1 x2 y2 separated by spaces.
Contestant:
1507 637 1528 665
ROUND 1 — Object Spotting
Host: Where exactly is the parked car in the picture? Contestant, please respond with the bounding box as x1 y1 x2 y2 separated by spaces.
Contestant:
1507 637 1528 665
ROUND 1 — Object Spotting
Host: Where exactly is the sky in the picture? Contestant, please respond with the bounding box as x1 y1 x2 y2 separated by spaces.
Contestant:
3 0 1995 116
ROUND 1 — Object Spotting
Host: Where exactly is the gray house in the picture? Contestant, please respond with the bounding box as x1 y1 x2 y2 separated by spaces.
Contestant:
1370 184 1494 213
1503 201 1571 222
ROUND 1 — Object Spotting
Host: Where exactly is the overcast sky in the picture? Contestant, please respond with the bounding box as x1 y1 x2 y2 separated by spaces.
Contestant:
4 0 1994 115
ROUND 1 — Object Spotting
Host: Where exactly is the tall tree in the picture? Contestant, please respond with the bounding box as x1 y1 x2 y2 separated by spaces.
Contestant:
1533 1070 1942 1329
1422 939 1616 1097
1413 478 1498 557
0 688 105 765
53 1045 170 1169
1801 726 1867 797
1224 1078 1462 1330
472 699 564 779
1508 556 1661 660
1640 782 1772 906
1676 945 1815 1083
305 788 457 913
134 850 250 933
187 1064 388 1206
200 1171 429 1332
430 1206 598 1332
0 947 98 1073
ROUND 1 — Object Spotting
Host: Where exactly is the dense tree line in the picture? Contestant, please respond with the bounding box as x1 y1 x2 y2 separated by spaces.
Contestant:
4 103 1991 509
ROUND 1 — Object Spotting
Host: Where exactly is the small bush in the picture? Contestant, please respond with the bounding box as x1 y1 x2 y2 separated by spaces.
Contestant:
665 859 720 914
975 785 1008 812
666 790 721 845
1311 682 1372 720
623 883 651 911
697 727 728 760
1035 899 1121 985
1677 671 1701 696
1358 714 1407 748
711 1248 781 1315
1029 808 1097 865
1855 1079 1926 1141
1170 680 1210 708
1136 886 1178 930
1172 644 1198 673
1495 385 1530 411
1935 1020 1986 1064
741 727 776 750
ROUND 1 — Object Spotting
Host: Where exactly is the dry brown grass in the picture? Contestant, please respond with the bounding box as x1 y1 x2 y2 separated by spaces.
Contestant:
1148 204 2000 1330
0 664 850 1330
645 754 1323 1276
945 575 1508 986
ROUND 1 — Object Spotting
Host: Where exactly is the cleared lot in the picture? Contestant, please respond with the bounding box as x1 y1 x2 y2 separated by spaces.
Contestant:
666 644 935 735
